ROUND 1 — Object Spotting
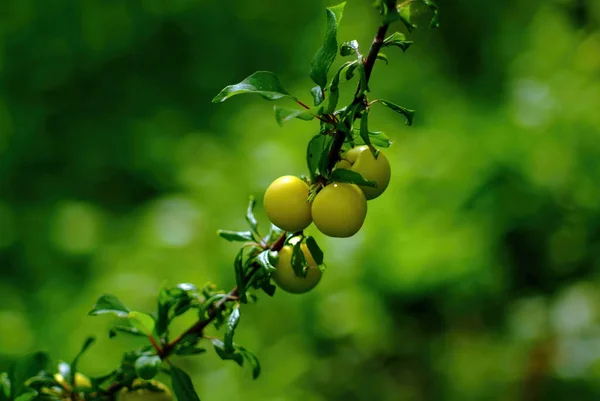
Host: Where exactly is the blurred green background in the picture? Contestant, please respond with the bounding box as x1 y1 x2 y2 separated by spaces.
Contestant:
2 0 600 400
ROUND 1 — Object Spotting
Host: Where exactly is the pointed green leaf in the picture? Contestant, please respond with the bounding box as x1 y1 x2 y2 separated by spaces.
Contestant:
310 2 346 88
261 281 276 297
305 237 324 265
383 32 413 52
128 312 156 335
71 336 95 375
359 111 372 149
211 340 244 367
373 99 414 125
306 134 331 179
325 60 357 114
224 307 240 353
109 324 147 339
255 250 277 274
354 130 392 148
234 248 247 304
291 241 307 278
329 169 376 187
245 196 259 236
238 348 261 380
88 294 130 317
274 106 316 126
14 390 37 401
376 53 389 64
212 71 295 103
217 230 255 243
175 346 207 356
170 366 201 401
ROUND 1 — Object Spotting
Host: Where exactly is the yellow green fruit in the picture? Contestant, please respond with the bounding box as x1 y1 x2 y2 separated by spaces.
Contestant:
273 244 322 294
311 182 367 238
339 145 391 200
263 175 312 232
118 379 173 401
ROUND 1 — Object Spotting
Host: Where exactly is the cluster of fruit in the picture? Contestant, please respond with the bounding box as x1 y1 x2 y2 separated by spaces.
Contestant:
262 145 391 294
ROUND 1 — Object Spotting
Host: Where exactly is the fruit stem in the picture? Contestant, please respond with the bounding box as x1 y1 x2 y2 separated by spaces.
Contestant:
326 23 390 170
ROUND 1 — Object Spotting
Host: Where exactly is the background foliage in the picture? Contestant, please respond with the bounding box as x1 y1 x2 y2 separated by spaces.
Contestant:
2 0 600 400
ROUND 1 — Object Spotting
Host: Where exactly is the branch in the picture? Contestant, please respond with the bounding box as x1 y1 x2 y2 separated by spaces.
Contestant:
327 24 390 170
157 232 288 359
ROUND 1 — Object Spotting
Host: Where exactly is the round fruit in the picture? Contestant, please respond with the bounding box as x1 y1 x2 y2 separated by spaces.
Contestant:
339 145 391 200
118 380 173 401
263 175 312 232
311 182 367 238
273 244 322 294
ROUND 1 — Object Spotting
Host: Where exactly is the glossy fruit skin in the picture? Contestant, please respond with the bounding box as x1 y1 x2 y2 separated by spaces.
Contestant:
118 380 173 401
311 182 367 238
273 245 322 294
263 175 312 232
340 145 391 200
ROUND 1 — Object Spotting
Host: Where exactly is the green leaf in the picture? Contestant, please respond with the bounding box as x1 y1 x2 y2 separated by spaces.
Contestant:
217 230 254 243
70 336 95 375
339 40 358 57
383 32 413 52
354 131 392 148
134 355 161 380
318 139 334 178
170 366 201 401
310 86 324 106
305 237 324 265
325 60 356 114
255 250 277 274
88 294 130 317
211 340 244 367
274 106 316 126
224 307 240 353
260 281 276 297
306 134 331 179
175 346 207 356
238 348 261 380
310 2 346 88
245 196 259 236
212 71 294 103
329 169 376 187
359 111 372 149
14 390 37 401
398 0 439 32
108 324 147 339
372 99 414 125
234 248 247 304
376 53 389 65
291 241 307 278
128 312 156 336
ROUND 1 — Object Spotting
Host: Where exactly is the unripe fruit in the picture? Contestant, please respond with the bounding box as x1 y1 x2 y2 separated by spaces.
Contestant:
118 379 173 401
263 175 312 232
339 145 391 200
273 244 322 294
311 182 367 238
